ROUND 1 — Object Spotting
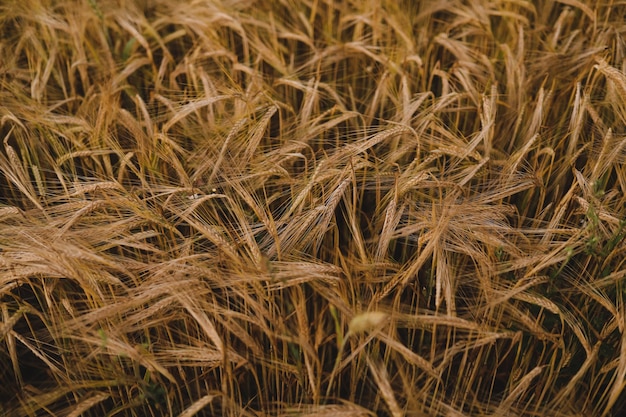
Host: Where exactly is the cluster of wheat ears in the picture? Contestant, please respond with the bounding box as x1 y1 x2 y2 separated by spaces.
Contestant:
1 0 625 416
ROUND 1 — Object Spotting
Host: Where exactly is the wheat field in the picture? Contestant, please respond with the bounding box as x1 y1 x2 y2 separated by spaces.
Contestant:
1 0 625 416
